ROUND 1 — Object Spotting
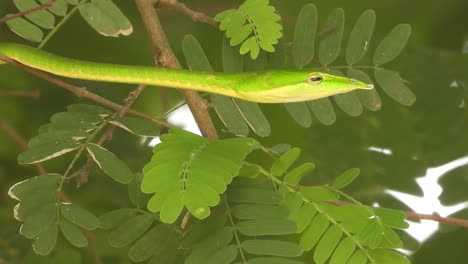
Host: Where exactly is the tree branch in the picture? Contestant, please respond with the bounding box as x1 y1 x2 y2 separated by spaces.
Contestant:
0 0 56 23
155 0 219 27
0 90 40 98
135 0 218 140
0 56 172 128
405 211 468 228
329 200 468 228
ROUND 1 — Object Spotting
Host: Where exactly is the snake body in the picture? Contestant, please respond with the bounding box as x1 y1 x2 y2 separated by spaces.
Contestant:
0 43 373 103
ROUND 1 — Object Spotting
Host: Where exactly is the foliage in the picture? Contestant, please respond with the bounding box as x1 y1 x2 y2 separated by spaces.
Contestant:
214 0 282 59
6 0 132 43
0 0 428 263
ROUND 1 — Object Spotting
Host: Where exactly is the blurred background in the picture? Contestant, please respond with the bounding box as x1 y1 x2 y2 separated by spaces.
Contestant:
0 0 467 263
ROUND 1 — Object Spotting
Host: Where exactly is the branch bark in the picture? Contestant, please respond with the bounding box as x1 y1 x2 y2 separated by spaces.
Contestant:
135 0 218 141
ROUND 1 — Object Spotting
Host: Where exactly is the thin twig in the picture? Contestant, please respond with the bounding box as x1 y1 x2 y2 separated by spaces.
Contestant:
0 0 56 23
0 56 172 128
0 90 40 98
405 211 468 228
156 0 219 27
0 119 47 175
135 0 218 141
328 200 468 228
73 85 147 186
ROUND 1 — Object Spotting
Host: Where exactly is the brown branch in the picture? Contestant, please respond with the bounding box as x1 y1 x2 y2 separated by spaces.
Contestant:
329 200 468 228
0 0 56 23
0 56 172 129
0 90 40 99
0 119 47 175
135 0 218 141
405 211 468 228
156 0 219 27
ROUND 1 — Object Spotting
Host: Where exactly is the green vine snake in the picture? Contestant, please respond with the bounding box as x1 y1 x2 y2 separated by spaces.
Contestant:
0 43 373 103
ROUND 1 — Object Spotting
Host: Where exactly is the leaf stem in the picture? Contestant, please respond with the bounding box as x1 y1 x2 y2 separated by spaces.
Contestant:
224 197 248 263
38 0 89 49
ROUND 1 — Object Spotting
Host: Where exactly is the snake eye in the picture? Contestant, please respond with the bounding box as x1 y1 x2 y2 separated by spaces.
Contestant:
307 73 323 85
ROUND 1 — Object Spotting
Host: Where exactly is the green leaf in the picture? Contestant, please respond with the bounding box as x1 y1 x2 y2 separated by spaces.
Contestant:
186 227 233 264
283 103 312 128
79 0 133 37
242 240 303 257
373 24 411 65
20 203 56 239
182 34 214 72
329 237 355 264
233 99 271 137
142 129 253 223
28 130 88 148
212 95 250 136
51 111 103 124
332 168 360 189
333 92 363 117
285 162 315 186
109 117 159 137
222 36 244 73
45 118 97 132
300 214 329 251
228 187 282 205
99 208 137 230
357 218 380 244
290 203 317 233
210 38 251 136
60 220 88 248
32 222 57 256
86 143 134 184
270 148 301 177
270 144 292 155
347 250 367 264
313 225 343 264
243 257 304 264
60 203 100 230
215 0 282 59
18 140 81 165
375 68 416 106
307 98 336 125
318 8 345 66
6 16 43 42
382 226 403 248
232 204 289 220
374 207 409 229
293 3 317 69
13 0 55 29
8 174 60 201
346 10 376 65
368 249 410 264
237 219 297 236
128 225 171 262
128 174 151 208
348 68 382 111
108 214 154 248
300 186 339 202
205 245 237 264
